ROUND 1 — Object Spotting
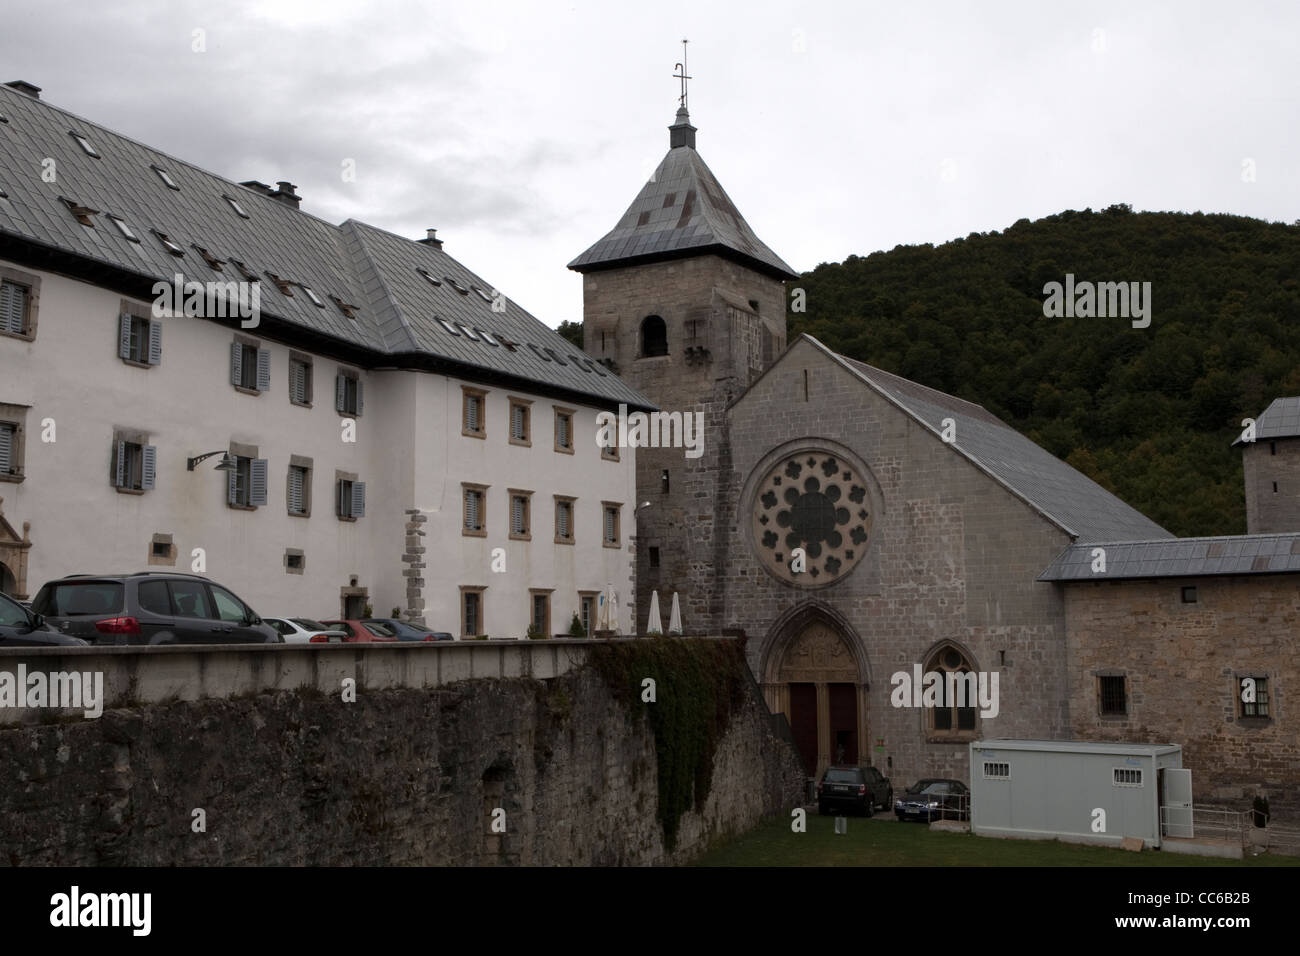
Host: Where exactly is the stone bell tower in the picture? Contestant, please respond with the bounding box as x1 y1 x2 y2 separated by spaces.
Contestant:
568 104 798 634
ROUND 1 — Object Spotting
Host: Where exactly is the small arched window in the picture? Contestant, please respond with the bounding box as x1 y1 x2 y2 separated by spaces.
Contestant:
640 315 668 357
927 643 978 735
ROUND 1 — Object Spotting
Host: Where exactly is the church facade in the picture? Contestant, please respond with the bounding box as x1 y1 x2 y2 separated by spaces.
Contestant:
572 107 1299 817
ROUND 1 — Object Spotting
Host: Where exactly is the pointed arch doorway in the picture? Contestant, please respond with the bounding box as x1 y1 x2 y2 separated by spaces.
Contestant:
761 611 869 779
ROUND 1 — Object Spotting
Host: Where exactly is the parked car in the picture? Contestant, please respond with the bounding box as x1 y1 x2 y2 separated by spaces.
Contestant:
317 620 400 643
817 765 892 816
894 778 970 822
362 618 454 642
30 572 281 645
263 617 349 644
0 590 89 646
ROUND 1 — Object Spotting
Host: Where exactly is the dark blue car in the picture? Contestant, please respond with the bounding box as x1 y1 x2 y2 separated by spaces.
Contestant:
361 618 454 642
894 778 970 822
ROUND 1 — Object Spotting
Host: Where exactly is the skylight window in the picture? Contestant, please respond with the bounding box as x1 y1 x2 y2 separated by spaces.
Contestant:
301 285 326 308
230 260 259 282
445 276 470 295
471 285 494 304
528 344 552 363
265 272 294 296
60 197 99 226
192 245 225 271
416 268 441 287
151 165 180 190
544 348 567 366
152 230 184 256
69 130 100 158
107 215 140 242
437 318 460 336
476 328 499 346
330 295 359 319
458 324 479 341
224 194 250 219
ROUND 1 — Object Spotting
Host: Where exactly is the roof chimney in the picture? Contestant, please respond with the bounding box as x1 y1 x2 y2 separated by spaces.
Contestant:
418 228 443 249
272 181 300 209
4 81 41 100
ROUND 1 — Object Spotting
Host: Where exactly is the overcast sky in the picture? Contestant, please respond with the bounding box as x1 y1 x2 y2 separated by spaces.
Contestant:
5 0 1298 326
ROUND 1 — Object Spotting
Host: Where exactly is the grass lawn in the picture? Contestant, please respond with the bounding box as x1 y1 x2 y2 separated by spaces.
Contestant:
691 811 1300 867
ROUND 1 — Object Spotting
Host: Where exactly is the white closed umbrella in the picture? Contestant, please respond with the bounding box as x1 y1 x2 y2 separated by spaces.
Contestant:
608 587 620 636
669 592 682 635
597 589 609 631
647 590 663 635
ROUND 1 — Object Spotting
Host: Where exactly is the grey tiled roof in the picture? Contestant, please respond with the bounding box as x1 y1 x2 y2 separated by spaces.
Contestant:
1235 396 1300 444
811 338 1173 542
567 111 798 281
0 84 652 410
1038 533 1300 581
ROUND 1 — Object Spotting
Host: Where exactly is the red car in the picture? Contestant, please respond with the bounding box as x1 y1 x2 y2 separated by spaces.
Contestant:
316 619 400 643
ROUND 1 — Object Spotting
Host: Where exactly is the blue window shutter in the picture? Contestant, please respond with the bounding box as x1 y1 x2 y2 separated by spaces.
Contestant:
148 320 162 365
250 458 268 507
256 348 271 391
227 463 238 505
0 424 11 473
118 314 132 359
141 445 156 490
352 480 365 517
335 374 346 413
230 342 243 386
356 379 363 416
114 440 126 488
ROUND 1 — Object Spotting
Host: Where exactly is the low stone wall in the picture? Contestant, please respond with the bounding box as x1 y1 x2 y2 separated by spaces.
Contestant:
0 639 804 865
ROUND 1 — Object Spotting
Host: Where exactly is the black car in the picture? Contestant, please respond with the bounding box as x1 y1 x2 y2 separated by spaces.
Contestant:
0 590 88 646
894 778 970 822
30 572 280 645
361 618 455 642
817 765 893 816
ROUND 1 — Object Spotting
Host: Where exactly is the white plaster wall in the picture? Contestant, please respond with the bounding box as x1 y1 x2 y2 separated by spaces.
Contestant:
0 261 636 634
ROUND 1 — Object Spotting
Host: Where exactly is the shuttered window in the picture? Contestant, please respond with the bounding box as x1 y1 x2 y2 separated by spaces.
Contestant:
510 403 528 442
231 343 270 391
290 359 311 405
288 465 309 515
464 394 482 434
337 479 366 519
1 280 28 334
464 488 484 533
555 411 571 450
510 494 529 536
0 422 14 474
113 439 156 491
227 456 268 507
463 591 481 637
118 314 161 365
555 499 573 542
603 505 619 545
335 373 363 415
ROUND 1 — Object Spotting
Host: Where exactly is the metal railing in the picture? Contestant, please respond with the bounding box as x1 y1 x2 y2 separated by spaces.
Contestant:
1159 805 1252 845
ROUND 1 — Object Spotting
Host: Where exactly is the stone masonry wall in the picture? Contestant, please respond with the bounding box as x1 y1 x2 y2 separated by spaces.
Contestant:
0 652 803 865
1243 437 1300 534
1063 576 1300 821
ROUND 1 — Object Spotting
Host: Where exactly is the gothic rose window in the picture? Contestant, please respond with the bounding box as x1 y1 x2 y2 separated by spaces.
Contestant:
751 452 870 586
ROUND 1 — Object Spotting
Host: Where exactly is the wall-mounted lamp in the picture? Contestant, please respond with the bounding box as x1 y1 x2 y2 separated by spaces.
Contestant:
186 450 236 472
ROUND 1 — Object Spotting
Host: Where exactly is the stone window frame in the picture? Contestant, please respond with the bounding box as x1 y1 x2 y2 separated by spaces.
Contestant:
1234 671 1272 724
231 332 269 396
0 265 40 342
639 314 668 358
508 396 533 447
462 482 488 537
528 588 553 636
462 386 487 439
578 590 600 637
1096 670 1128 718
923 640 981 743
288 351 314 408
335 365 363 417
118 298 161 369
284 548 305 575
600 424 620 462
227 440 263 511
110 426 154 495
553 406 575 455
335 468 363 522
0 402 29 484
287 454 312 518
460 585 486 638
601 501 622 549
148 532 177 567
554 495 576 545
508 488 533 541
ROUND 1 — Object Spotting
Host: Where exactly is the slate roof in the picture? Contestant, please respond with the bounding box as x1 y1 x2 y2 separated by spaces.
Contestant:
0 82 652 410
1234 397 1300 444
567 109 799 281
806 337 1174 542
1037 533 1300 581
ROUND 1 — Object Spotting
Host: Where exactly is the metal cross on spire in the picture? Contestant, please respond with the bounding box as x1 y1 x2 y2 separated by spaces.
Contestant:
673 38 691 110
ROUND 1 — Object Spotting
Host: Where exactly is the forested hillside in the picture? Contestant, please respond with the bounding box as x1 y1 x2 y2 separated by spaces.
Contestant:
788 205 1300 537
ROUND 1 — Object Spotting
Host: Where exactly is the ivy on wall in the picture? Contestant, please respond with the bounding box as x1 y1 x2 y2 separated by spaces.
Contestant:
589 638 748 850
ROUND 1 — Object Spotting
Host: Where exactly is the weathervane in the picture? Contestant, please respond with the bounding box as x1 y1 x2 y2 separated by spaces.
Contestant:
673 38 691 110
